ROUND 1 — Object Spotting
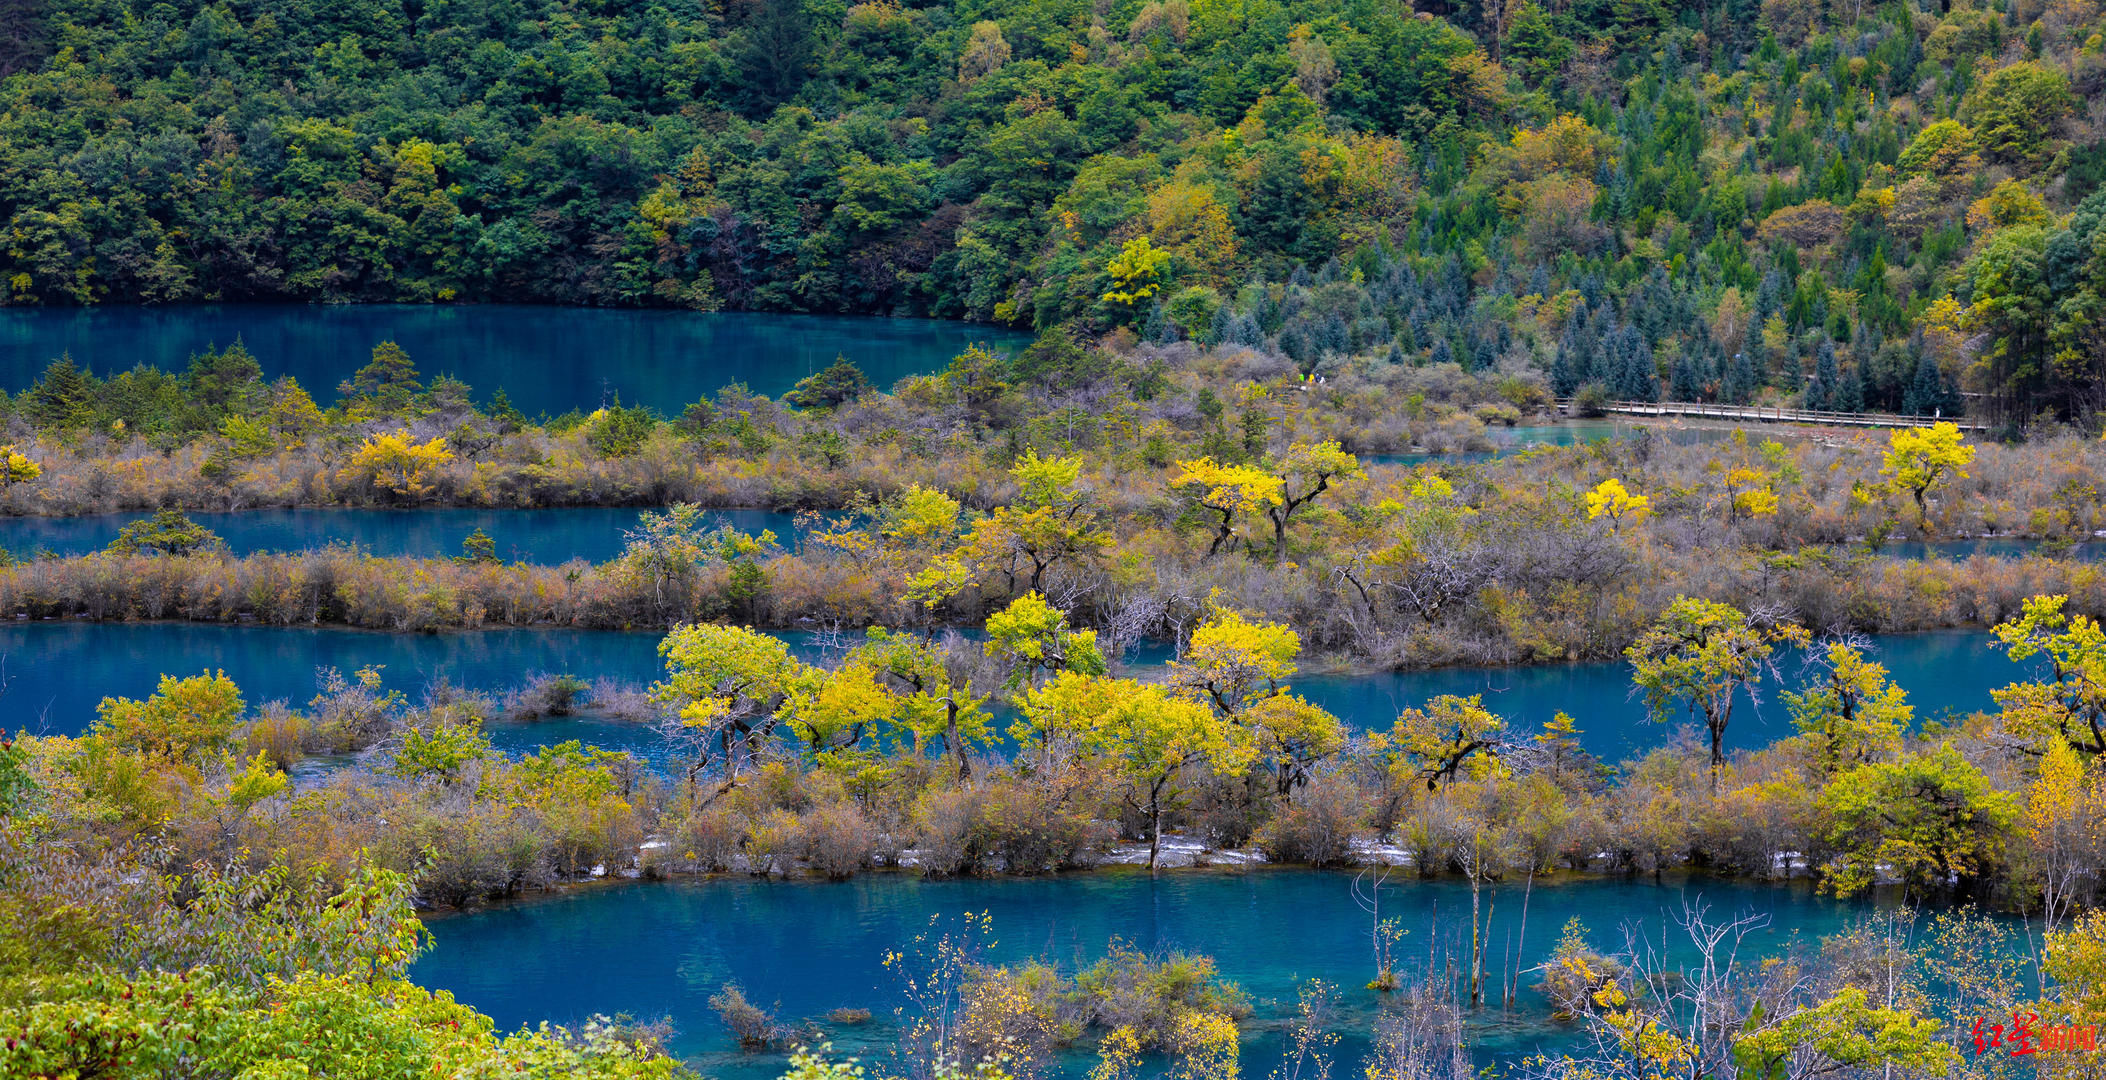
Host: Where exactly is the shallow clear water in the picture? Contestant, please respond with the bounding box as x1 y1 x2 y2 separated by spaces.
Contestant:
0 507 808 563
1363 421 1749 464
4 624 2015 764
0 305 1027 415
410 870 1871 1078
1868 539 2104 561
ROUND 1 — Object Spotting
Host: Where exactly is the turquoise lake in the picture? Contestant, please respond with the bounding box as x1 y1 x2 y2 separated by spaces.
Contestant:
0 305 1028 415
4 624 2017 762
2 504 2093 565
1363 420 1764 464
0 507 808 563
411 871 1875 1078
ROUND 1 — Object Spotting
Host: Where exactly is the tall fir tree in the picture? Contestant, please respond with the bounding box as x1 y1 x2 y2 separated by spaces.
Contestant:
1806 340 1839 410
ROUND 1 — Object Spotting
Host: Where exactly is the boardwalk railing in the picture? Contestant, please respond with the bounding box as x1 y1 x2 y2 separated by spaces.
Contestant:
1558 399 1988 432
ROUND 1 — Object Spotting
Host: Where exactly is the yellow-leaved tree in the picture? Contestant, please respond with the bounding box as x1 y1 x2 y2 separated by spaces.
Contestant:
0 444 41 489
1584 477 1650 532
1171 607 1343 796
1626 597 1808 790
911 451 1108 608
653 623 813 794
1881 421 1974 531
339 430 452 500
1782 642 1911 775
1169 457 1281 557
1991 594 2106 756
1100 236 1171 306
1381 693 1508 791
1080 678 1251 869
1261 441 1363 564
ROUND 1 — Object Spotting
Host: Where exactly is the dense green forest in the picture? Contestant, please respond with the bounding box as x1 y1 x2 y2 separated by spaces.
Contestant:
2 0 2104 423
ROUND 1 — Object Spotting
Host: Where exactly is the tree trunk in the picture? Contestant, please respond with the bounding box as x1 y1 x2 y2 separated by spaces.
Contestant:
1148 797 1163 871
1471 888 1489 1009
1708 714 1727 793
947 701 971 780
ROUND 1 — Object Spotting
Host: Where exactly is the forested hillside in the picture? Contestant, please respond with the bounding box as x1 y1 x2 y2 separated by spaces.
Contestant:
2 0 2104 422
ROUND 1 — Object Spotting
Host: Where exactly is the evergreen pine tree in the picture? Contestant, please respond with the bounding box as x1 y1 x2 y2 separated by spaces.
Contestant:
1627 335 1659 401
1671 351 1701 401
1322 314 1350 355
1806 340 1838 409
25 355 94 430
1143 300 1173 344
1903 346 1955 416
1553 334 1582 395
1725 350 1759 404
1834 362 1864 412
345 341 422 414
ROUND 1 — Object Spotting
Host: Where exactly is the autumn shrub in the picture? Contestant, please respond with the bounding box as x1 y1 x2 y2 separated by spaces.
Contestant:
955 960 1076 1071
1254 781 1362 865
659 801 749 873
1071 943 1252 1047
1180 771 1268 850
382 801 546 907
709 984 786 1050
1535 918 1625 1020
533 793 647 879
586 679 662 721
802 801 880 879
243 703 314 769
503 674 592 719
970 776 1107 873
910 785 980 875
742 809 805 875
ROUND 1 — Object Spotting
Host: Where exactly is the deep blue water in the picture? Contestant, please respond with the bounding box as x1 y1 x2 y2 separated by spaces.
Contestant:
4 624 2015 762
0 507 808 563
0 305 1027 415
411 871 1871 1077
5 505 2092 566
1292 628 2008 757
0 623 848 734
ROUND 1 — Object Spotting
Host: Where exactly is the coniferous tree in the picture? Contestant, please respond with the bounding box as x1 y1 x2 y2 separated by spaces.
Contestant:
1903 345 1958 417
25 355 94 430
1806 340 1839 410
1144 300 1173 344
1724 349 1759 404
1671 350 1702 401
1834 361 1865 412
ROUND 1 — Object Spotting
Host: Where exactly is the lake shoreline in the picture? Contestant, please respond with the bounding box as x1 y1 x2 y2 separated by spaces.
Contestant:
407 858 1848 922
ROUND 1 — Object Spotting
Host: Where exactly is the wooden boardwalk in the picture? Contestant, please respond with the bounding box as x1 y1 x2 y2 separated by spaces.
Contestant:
1560 399 1988 432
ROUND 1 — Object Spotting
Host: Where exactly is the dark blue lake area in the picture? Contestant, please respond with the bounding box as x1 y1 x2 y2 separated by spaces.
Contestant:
0 507 807 563
0 305 1027 415
3 624 2018 762
412 871 1874 1078
1 623 840 734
